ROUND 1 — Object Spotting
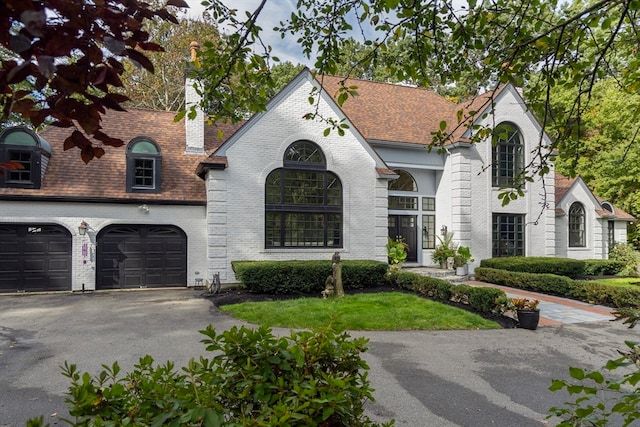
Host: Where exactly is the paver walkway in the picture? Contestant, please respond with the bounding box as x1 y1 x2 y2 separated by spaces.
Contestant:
403 266 617 326
466 280 616 326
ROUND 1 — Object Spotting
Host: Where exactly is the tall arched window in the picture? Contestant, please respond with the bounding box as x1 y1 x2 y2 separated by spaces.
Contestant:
569 202 586 247
126 137 162 193
492 123 524 187
265 140 342 248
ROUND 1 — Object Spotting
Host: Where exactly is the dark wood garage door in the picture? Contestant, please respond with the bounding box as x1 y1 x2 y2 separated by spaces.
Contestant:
97 225 187 289
0 224 72 292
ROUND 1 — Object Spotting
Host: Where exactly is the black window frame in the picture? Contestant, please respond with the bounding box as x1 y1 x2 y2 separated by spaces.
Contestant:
422 214 436 249
568 202 586 247
126 137 162 194
389 169 418 191
265 140 342 248
492 214 525 257
0 127 45 189
492 123 524 188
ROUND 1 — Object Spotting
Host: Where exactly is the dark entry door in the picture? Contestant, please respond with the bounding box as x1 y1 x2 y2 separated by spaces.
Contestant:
0 224 71 292
388 215 418 262
97 225 187 289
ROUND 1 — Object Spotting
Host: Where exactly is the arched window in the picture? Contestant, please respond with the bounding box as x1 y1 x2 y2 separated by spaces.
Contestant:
126 137 162 193
569 202 586 247
0 126 51 189
265 140 342 248
492 123 524 187
389 170 417 191
388 169 418 210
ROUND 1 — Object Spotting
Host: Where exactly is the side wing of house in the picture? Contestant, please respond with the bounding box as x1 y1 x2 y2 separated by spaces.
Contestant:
199 70 395 283
0 109 223 293
555 174 633 259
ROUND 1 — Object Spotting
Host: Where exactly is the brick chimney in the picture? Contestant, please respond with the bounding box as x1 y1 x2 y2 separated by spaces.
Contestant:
185 41 205 155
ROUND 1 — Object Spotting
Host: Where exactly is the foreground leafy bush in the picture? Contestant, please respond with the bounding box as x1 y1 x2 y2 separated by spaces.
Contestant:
232 260 388 294
29 325 392 427
548 340 640 426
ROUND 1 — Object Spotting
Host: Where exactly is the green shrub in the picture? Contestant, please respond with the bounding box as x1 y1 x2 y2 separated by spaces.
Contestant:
609 243 640 276
549 340 640 426
479 257 625 278
29 325 392 427
231 260 388 294
475 268 640 308
386 269 506 314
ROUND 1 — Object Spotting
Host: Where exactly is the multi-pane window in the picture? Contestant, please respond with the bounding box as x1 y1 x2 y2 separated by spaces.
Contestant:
492 123 524 187
8 151 32 182
608 221 615 250
389 196 418 210
422 197 435 211
0 127 49 189
422 214 435 249
265 140 342 248
126 138 161 193
568 202 586 247
492 214 525 257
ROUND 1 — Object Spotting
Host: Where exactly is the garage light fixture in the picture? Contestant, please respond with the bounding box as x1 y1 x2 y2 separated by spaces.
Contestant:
78 221 88 236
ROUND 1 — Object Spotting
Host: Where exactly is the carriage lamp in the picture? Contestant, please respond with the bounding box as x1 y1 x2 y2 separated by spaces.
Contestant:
78 221 88 236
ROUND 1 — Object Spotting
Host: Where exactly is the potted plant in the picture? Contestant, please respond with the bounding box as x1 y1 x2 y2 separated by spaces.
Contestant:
453 246 474 276
510 298 540 330
386 237 408 268
432 231 456 269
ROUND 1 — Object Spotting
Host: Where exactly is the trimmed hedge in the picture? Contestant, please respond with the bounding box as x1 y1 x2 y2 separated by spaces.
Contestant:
475 267 640 308
479 257 624 278
386 269 507 315
231 260 388 294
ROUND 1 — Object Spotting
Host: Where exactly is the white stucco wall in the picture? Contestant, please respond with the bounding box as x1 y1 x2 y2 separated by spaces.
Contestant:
0 201 207 290
206 76 388 283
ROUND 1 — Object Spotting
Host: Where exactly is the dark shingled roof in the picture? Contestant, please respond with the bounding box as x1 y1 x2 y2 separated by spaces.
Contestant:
0 109 242 203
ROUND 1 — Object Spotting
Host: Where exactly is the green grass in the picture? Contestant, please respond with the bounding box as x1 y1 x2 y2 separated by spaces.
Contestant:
220 292 500 330
590 277 640 288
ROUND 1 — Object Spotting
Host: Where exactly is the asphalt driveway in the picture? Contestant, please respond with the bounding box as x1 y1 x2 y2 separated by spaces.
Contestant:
0 289 635 426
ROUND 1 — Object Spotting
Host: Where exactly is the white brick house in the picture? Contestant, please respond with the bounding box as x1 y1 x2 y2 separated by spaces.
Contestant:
0 69 632 291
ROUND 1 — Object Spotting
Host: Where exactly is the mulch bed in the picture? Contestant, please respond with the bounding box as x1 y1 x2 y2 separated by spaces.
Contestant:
205 284 518 329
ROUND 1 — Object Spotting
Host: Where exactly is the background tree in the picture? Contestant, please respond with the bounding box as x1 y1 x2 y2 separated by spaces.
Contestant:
0 0 187 163
119 13 223 111
195 0 639 187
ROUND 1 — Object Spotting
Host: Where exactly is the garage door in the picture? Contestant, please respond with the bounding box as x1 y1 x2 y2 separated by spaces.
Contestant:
0 224 72 292
97 225 187 289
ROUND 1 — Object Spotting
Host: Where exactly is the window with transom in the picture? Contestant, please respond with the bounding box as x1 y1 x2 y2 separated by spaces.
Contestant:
0 126 51 189
126 138 162 193
265 140 342 248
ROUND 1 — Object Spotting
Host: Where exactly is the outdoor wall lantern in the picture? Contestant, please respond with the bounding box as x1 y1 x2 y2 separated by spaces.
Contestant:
440 225 448 236
78 221 88 236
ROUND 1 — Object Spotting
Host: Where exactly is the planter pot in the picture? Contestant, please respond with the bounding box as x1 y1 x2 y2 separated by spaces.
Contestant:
439 261 447 269
455 265 468 276
516 309 540 330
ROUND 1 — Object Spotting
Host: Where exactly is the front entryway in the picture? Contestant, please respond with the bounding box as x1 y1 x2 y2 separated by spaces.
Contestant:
96 225 187 289
0 223 72 292
388 215 417 262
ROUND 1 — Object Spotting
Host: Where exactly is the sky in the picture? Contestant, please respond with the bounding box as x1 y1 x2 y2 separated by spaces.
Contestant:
183 0 311 65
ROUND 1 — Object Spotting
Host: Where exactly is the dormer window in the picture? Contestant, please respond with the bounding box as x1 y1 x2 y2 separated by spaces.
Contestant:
0 126 52 189
126 138 162 193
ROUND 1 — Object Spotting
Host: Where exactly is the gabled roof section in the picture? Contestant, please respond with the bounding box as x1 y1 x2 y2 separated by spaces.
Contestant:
318 75 460 146
555 173 634 221
0 108 241 203
203 68 393 177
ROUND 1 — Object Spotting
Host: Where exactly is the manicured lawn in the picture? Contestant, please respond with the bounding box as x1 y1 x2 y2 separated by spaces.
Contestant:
220 292 501 330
